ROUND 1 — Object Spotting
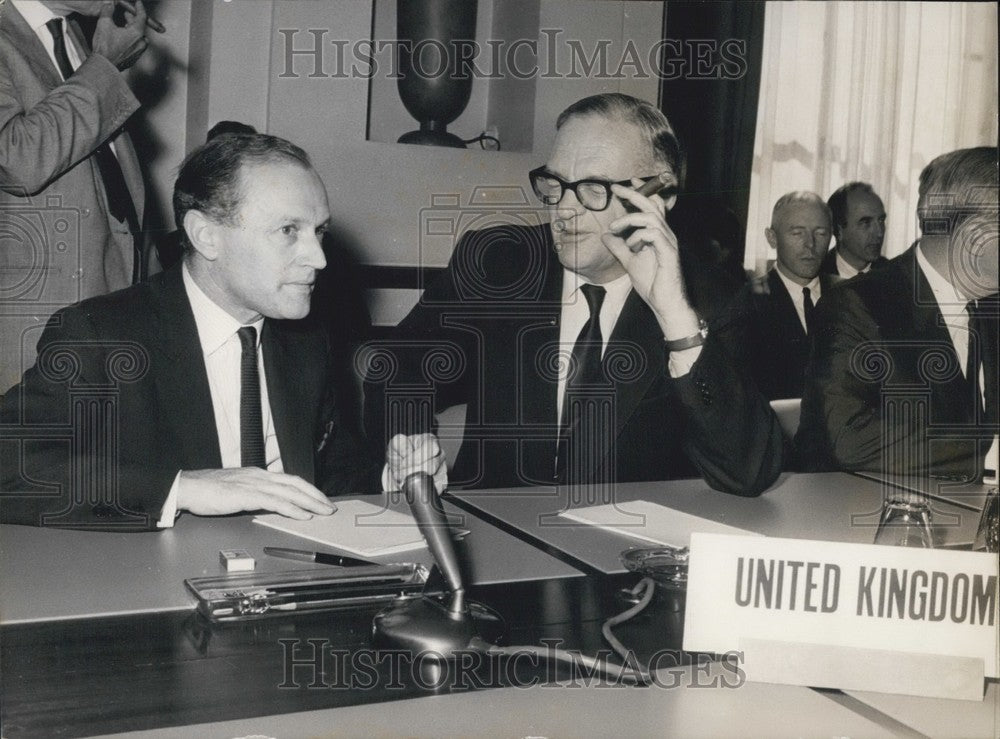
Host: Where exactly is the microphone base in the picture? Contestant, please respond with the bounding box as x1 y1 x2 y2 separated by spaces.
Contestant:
372 593 505 660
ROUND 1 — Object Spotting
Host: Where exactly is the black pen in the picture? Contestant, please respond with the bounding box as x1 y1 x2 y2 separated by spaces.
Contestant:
263 546 379 568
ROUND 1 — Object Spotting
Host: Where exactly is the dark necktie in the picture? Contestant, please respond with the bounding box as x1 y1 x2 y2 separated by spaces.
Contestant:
563 283 606 426
238 326 266 469
966 301 985 418
803 286 815 333
46 18 143 283
555 284 607 480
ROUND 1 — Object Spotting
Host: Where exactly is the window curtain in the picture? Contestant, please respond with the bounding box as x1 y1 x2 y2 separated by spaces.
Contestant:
744 1 998 272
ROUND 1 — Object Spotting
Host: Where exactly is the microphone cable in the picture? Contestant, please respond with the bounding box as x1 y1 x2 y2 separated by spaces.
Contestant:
478 576 658 686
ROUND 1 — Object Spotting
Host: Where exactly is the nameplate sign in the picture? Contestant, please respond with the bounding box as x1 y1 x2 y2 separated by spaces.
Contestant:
683 533 999 692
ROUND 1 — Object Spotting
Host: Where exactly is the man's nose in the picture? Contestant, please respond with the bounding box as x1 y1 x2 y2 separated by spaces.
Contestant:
302 233 327 270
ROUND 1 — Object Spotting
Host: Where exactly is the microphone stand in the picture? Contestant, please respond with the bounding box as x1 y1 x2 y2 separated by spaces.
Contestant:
371 473 504 660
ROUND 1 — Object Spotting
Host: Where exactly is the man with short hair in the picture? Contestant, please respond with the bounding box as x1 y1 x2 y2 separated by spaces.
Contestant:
729 192 836 400
797 147 998 481
0 0 157 393
365 93 783 496
0 133 443 529
822 182 888 278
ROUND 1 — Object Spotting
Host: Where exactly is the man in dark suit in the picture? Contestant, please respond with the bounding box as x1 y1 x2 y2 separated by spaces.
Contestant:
729 191 836 400
0 133 443 529
365 93 783 496
797 147 998 481
822 182 888 278
0 0 156 393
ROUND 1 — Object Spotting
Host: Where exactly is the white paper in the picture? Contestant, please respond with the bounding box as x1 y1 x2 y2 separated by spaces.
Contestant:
254 498 426 557
558 499 757 547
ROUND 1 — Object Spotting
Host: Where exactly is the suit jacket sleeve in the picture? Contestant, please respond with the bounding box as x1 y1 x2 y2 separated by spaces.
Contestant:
670 309 785 496
795 286 978 475
0 307 177 530
0 50 139 194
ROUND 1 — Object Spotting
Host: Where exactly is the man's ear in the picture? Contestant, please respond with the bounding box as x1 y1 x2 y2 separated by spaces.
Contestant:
183 210 220 260
765 227 777 251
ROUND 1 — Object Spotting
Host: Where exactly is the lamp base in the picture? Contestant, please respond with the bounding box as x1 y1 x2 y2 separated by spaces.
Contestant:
397 128 467 148
372 593 504 659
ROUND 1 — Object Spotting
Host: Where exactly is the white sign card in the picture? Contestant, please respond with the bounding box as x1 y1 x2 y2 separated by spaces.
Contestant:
683 533 998 679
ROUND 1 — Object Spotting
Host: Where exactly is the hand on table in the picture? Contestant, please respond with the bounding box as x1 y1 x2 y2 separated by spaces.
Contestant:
177 467 336 519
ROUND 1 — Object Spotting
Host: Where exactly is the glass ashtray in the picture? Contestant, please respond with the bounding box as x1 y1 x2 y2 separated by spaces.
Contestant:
621 545 690 589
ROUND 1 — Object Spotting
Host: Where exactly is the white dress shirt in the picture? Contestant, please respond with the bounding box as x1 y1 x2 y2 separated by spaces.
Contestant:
774 265 821 333
9 0 85 69
915 244 976 379
555 269 701 425
158 266 282 526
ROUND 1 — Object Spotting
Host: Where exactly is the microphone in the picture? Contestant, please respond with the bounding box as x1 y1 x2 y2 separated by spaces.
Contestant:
403 470 464 611
371 473 504 659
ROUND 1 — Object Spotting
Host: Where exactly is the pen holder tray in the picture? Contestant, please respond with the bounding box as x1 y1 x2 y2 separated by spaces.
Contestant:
186 564 430 622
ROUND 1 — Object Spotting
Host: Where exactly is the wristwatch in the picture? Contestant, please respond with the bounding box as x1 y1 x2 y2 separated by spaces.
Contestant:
664 319 708 352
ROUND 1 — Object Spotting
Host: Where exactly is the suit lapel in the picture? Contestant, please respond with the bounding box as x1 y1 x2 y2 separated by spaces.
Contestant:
147 268 222 469
517 245 563 480
901 249 977 420
605 290 662 442
1 3 63 89
262 322 315 482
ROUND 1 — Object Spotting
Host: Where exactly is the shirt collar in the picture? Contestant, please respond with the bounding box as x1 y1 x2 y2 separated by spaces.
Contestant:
774 264 820 297
182 263 263 356
561 269 633 306
835 249 865 279
9 0 63 31
916 242 968 310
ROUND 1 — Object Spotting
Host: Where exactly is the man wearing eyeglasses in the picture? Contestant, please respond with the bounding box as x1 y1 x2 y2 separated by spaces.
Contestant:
364 93 783 496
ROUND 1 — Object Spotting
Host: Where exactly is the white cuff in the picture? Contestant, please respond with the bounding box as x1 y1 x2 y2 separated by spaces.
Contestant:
667 345 703 378
156 472 182 528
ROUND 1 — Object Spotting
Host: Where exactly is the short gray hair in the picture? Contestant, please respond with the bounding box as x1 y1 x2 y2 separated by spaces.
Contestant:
770 191 832 227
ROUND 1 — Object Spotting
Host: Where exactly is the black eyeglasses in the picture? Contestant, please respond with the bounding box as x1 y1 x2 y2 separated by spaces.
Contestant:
528 167 636 212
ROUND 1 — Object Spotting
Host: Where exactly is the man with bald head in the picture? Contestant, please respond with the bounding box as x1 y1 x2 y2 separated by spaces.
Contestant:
823 182 888 278
365 93 782 496
797 147 998 481
730 192 837 401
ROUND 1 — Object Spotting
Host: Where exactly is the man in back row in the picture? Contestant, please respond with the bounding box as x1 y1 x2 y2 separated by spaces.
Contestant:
729 191 837 401
798 147 998 481
822 182 888 278
0 133 443 529
365 93 783 496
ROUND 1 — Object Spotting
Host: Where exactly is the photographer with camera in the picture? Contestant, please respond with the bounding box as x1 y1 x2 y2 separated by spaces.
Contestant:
364 93 783 497
0 0 160 393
